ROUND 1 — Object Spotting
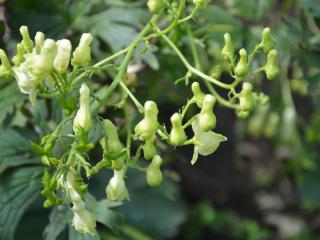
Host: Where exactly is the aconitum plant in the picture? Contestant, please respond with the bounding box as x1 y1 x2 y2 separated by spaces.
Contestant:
0 0 278 236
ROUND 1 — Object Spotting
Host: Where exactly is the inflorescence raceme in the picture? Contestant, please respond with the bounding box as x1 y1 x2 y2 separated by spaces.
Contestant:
0 0 279 235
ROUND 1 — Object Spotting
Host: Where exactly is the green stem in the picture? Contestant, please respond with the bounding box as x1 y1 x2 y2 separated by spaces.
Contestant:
119 82 144 113
124 104 132 160
178 3 201 24
90 16 159 115
183 114 198 129
181 98 196 119
161 33 233 89
248 44 262 67
72 48 129 86
205 82 239 109
186 24 239 109
145 0 186 41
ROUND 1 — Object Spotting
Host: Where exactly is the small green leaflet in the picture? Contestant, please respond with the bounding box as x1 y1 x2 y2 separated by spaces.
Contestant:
43 206 72 240
0 128 39 174
0 80 24 126
0 167 43 240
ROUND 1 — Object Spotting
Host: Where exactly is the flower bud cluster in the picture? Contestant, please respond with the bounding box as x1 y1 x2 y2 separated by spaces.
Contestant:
189 82 226 164
236 82 269 118
168 82 226 164
2 26 93 104
221 28 279 82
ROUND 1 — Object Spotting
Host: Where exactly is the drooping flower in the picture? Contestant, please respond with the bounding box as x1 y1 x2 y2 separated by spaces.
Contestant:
62 169 96 235
146 155 163 187
106 168 129 201
134 101 159 141
71 33 93 67
72 201 96 235
191 120 227 165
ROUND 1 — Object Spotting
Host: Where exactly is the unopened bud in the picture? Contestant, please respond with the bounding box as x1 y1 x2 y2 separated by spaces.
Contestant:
54 39 72 74
72 33 93 67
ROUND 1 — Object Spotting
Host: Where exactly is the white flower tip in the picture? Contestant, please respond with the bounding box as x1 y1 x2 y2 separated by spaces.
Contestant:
43 39 56 49
80 83 89 95
80 33 93 46
57 39 72 50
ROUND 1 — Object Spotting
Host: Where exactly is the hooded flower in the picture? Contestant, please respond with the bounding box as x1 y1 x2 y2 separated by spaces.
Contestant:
61 169 96 235
13 62 40 104
191 119 227 165
73 83 92 134
106 168 129 201
72 201 96 235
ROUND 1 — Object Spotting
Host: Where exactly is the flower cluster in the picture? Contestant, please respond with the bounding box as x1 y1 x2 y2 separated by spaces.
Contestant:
220 28 278 117
0 0 279 235
2 26 93 104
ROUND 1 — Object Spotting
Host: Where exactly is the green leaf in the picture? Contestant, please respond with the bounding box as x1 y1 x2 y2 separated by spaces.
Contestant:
69 226 101 240
0 167 43 240
0 81 24 126
44 193 122 240
43 207 71 240
118 170 187 239
85 193 122 231
0 128 39 174
74 7 158 70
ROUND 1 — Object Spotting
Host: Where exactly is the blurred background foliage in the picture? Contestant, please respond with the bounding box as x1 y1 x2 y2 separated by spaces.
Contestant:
0 0 320 239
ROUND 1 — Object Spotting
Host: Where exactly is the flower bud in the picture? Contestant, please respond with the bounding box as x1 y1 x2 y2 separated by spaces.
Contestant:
72 202 96 235
199 94 217 131
193 0 211 8
29 39 57 77
12 43 25 66
19 26 34 52
191 82 205 108
221 33 234 60
73 84 92 134
247 105 269 138
264 112 279 138
235 49 249 78
13 62 39 104
143 135 157 160
102 119 125 170
239 82 254 112
146 155 163 187
170 113 187 146
54 39 72 74
134 101 159 141
34 32 45 54
261 27 274 53
0 49 11 77
72 33 93 67
147 0 165 14
236 110 250 119
106 169 129 201
281 107 296 143
264 49 279 80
